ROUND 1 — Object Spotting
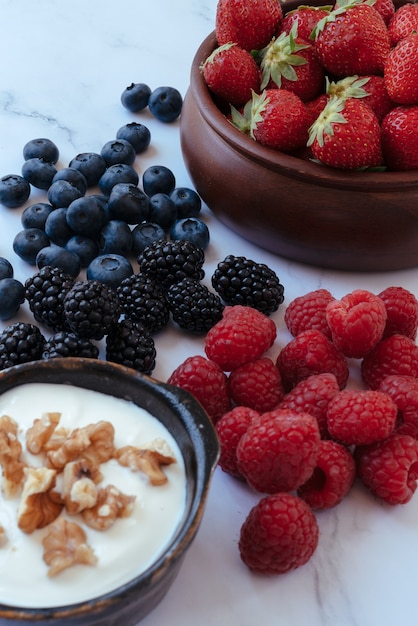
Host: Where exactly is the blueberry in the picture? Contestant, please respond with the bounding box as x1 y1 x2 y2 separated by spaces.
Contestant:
100 139 136 167
170 187 202 218
116 123 151 154
149 193 177 230
99 220 133 256
21 203 54 230
65 235 99 268
132 222 166 255
0 278 25 321
107 182 150 224
142 165 175 197
170 217 209 250
23 138 59 164
68 152 107 187
52 168 88 195
0 174 31 208
13 228 51 265
21 158 57 190
99 163 139 196
87 254 133 289
66 196 107 237
45 208 75 246
47 179 84 208
121 82 151 112
0 257 14 280
36 245 81 277
148 86 183 123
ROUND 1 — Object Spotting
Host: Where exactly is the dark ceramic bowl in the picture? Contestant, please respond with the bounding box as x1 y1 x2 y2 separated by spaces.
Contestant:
0 358 219 626
180 0 418 272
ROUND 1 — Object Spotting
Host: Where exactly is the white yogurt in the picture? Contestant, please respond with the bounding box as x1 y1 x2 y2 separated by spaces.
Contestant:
0 382 186 608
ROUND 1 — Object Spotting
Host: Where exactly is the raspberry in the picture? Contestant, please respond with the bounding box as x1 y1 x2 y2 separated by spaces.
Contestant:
215 406 260 478
167 355 231 423
355 433 418 505
279 373 340 439
297 440 355 509
238 493 319 574
378 286 418 340
325 289 387 358
379 375 418 438
204 305 277 372
228 357 284 412
361 334 418 390
236 408 320 493
284 289 334 339
326 389 397 446
276 329 349 392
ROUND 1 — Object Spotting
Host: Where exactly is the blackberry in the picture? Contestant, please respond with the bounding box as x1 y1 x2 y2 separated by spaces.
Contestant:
0 322 46 370
106 319 156 374
117 273 169 334
25 266 75 331
138 239 205 289
63 280 121 340
211 255 285 316
166 278 224 334
42 331 99 360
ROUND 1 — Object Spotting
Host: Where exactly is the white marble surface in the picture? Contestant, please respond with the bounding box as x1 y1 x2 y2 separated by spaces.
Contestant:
0 1 418 625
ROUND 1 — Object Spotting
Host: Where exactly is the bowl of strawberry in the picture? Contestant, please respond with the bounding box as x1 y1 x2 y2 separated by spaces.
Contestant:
180 0 418 272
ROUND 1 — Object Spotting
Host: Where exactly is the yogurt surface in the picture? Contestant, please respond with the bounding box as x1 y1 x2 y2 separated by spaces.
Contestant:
0 382 186 608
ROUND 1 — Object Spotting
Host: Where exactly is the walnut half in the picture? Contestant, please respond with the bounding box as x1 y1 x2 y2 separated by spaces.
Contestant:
62 459 100 515
82 485 136 531
0 414 26 496
17 467 64 534
42 517 97 577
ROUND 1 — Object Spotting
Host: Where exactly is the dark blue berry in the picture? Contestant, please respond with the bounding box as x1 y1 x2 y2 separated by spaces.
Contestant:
0 174 31 208
0 258 14 280
107 182 150 224
52 168 88 195
142 165 175 197
66 196 107 237
87 254 133 289
23 138 59 164
36 245 81 277
13 228 50 265
45 208 74 246
148 86 183 122
132 222 166 255
21 158 57 190
100 139 136 167
116 123 151 153
21 203 54 230
149 193 177 230
170 187 201 218
47 179 84 208
0 278 25 321
65 235 99 268
121 83 151 112
98 163 139 196
99 220 133 256
170 217 210 250
68 152 107 187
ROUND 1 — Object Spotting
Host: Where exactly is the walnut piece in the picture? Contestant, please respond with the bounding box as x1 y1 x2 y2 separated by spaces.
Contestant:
114 444 176 486
62 459 101 515
26 412 61 455
82 485 135 531
0 414 26 496
42 517 97 577
82 421 115 465
46 421 115 469
17 467 64 534
46 427 91 469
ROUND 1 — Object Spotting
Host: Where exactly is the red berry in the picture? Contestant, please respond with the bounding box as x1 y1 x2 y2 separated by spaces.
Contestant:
236 408 320 493
297 439 355 509
326 389 397 446
228 357 284 413
379 375 418 438
284 289 334 339
356 433 418 504
387 2 418 45
276 329 349 392
378 286 418 340
280 5 330 41
238 493 319 574
384 34 418 106
215 406 260 478
216 0 283 52
381 105 418 171
361 334 418 389
167 355 231 423
325 289 387 358
204 305 277 372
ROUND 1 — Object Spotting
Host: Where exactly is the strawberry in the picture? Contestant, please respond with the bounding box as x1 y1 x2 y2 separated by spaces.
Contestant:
312 1 391 77
215 0 283 51
388 2 418 45
201 43 261 107
307 96 383 169
384 33 418 105
336 0 395 25
326 75 394 122
280 4 332 40
381 105 418 171
255 23 325 102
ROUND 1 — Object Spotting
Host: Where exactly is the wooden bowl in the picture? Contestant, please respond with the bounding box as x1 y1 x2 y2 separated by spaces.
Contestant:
180 0 418 271
0 358 219 626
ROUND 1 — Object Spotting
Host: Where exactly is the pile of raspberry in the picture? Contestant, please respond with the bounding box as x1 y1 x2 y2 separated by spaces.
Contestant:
167 286 418 576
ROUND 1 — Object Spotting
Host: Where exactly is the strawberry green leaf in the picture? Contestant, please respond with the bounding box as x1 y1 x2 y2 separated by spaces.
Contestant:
307 96 348 147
